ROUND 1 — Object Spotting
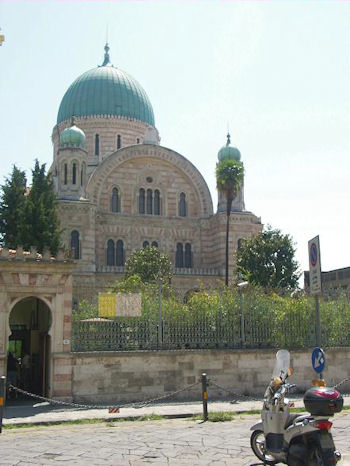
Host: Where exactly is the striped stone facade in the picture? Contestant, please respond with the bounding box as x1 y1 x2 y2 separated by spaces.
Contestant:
52 115 262 301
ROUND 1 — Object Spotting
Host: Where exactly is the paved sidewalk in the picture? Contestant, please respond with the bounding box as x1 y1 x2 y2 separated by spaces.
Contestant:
1 414 350 465
3 394 350 426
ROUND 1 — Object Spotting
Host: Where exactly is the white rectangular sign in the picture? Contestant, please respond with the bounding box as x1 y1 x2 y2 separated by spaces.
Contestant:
116 293 142 317
308 235 322 295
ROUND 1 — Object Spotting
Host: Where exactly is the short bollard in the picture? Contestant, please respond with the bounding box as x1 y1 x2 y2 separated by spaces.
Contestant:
0 376 6 434
201 373 208 422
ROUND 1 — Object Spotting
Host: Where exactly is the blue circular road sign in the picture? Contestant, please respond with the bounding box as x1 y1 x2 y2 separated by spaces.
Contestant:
312 347 325 374
310 243 318 267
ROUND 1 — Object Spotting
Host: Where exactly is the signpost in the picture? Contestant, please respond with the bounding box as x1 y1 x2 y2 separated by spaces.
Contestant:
312 347 325 374
308 236 322 346
312 347 326 382
308 236 322 296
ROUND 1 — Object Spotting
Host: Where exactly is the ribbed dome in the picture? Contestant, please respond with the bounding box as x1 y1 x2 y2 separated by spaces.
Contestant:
218 133 241 162
57 45 155 127
60 122 86 148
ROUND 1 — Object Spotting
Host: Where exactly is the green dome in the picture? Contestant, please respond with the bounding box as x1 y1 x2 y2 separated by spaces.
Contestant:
57 44 155 126
60 122 86 148
218 133 241 162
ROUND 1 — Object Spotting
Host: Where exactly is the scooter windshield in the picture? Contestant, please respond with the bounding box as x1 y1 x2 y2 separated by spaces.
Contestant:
272 349 290 378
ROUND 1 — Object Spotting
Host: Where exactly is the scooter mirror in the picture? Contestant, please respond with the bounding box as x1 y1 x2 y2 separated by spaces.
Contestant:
272 350 290 377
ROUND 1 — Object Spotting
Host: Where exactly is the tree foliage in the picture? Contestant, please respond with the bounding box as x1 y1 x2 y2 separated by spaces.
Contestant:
0 160 61 254
0 165 27 248
125 246 172 284
216 158 244 286
237 226 300 291
216 158 244 214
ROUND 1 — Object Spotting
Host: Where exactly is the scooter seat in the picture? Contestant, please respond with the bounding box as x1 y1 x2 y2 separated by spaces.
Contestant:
285 413 301 428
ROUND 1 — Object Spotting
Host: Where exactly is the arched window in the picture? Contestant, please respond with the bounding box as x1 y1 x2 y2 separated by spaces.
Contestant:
106 240 115 266
237 238 243 250
154 189 160 215
143 241 149 248
185 243 192 268
80 162 86 187
72 163 77 185
95 134 100 156
179 192 187 217
151 241 158 248
136 138 140 144
175 243 184 268
71 230 80 259
139 188 145 214
117 134 121 150
146 189 153 214
111 188 119 213
116 240 124 266
64 164 68 185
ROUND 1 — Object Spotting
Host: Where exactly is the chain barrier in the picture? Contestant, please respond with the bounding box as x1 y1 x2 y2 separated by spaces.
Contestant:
6 374 350 414
8 381 201 411
334 376 350 390
135 381 201 408
209 380 264 403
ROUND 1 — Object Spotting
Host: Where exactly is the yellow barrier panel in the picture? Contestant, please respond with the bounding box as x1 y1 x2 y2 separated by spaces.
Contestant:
98 293 116 317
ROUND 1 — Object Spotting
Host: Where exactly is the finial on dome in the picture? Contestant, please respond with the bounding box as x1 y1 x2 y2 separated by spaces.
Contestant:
70 115 76 127
101 42 111 66
226 132 231 147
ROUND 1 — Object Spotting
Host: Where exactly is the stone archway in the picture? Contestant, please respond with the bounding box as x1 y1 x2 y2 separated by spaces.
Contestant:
8 296 52 397
0 249 75 401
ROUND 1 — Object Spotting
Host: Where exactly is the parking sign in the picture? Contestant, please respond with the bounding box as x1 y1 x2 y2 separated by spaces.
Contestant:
308 236 322 295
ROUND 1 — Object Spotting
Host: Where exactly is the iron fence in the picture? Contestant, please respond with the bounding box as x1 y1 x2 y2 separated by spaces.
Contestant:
71 307 350 352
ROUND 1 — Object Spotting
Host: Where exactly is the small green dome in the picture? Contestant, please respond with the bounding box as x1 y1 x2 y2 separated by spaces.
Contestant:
218 133 241 162
57 44 155 127
60 120 86 148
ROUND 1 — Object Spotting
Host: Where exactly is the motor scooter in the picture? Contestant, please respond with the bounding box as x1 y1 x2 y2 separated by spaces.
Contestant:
250 350 343 465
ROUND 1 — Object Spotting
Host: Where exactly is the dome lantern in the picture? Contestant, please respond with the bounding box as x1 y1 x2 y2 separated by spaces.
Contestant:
218 132 241 162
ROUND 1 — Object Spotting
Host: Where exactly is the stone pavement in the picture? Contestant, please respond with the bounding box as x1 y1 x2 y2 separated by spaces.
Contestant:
0 413 350 465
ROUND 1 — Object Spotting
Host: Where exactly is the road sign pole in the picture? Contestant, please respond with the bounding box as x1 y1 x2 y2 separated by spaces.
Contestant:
315 294 321 347
0 376 6 434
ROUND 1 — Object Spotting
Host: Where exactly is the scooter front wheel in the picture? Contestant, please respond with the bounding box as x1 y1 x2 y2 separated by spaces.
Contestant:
250 430 278 465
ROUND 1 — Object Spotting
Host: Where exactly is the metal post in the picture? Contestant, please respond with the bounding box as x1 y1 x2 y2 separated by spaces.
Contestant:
240 290 245 347
201 373 208 422
0 376 6 434
315 294 321 347
158 277 163 348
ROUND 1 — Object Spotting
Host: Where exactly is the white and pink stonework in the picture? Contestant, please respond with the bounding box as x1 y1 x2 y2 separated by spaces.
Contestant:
52 119 262 301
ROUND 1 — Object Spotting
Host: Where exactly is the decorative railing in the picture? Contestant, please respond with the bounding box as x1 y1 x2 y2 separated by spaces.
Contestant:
96 265 222 276
71 310 327 353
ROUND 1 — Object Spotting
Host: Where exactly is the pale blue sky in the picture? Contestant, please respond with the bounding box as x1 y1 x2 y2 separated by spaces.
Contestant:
1 0 349 276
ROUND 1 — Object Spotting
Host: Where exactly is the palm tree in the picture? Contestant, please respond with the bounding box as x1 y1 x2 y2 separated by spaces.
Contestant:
216 158 244 286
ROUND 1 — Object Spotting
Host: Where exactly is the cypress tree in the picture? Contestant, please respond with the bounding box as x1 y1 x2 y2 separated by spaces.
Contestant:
21 160 61 255
0 165 27 249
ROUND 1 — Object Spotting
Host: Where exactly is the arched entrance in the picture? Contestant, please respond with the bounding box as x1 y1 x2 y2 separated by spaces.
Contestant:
8 297 52 397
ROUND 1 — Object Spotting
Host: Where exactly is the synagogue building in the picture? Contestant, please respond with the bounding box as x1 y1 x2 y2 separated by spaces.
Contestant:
52 44 262 300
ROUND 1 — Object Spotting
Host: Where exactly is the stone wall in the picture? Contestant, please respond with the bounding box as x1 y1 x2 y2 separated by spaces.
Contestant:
71 348 350 403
